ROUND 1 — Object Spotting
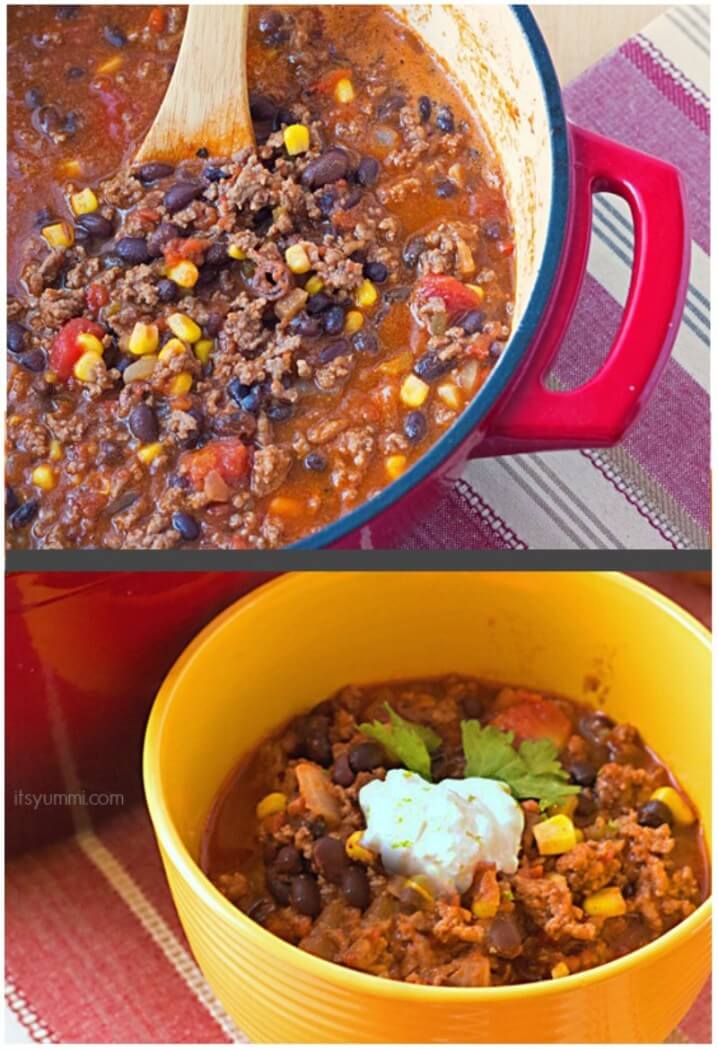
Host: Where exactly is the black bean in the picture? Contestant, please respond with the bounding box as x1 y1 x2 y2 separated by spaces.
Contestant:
322 306 345 336
483 220 502 240
147 222 181 257
290 874 321 918
9 500 39 529
63 111 78 135
274 845 303 875
363 261 388 283
303 731 333 767
349 741 385 773
265 399 293 422
579 712 615 746
128 403 158 443
196 146 209 159
203 165 228 183
435 179 458 199
418 95 431 123
340 186 362 211
565 760 598 787
436 105 455 133
102 252 124 269
575 789 597 820
228 378 258 411
164 182 203 214
306 292 332 316
352 330 378 355
247 897 273 924
319 338 350 364
103 24 127 47
25 87 43 109
301 148 351 189
402 235 426 269
377 94 406 120
267 873 292 906
55 6 79 19
202 242 227 268
489 341 505 360
66 65 86 79
414 351 451 381
342 866 371 910
115 236 151 265
317 191 337 217
172 511 200 542
196 264 219 289
258 10 284 35
272 106 296 131
137 162 175 184
313 837 347 883
486 914 522 958
290 313 322 338
356 156 380 188
19 349 46 373
251 205 273 232
77 212 113 239
331 752 355 787
33 105 62 137
456 309 485 335
97 439 123 466
403 410 427 444
304 451 327 472
156 278 179 303
8 321 28 355
638 799 674 829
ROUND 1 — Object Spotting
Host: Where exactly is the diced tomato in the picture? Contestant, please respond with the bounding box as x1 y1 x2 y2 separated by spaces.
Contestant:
138 206 162 223
491 698 572 751
86 283 109 313
496 241 514 258
162 236 211 268
50 317 106 380
414 274 483 320
91 79 131 144
147 6 166 33
181 439 250 491
312 67 353 94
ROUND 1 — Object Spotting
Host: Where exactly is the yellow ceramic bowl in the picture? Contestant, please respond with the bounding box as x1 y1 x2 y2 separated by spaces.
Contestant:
144 572 711 1043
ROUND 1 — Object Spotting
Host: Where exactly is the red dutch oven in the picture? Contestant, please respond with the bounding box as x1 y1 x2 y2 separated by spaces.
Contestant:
292 6 689 548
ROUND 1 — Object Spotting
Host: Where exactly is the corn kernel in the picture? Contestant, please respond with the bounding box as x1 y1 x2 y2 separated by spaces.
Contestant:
168 260 199 288
59 159 82 179
268 496 304 517
128 322 160 356
344 310 364 335
137 442 164 466
466 283 486 302
650 786 695 826
583 886 627 918
228 244 246 260
345 830 374 864
194 338 213 365
305 275 324 296
73 350 103 383
70 188 99 215
471 897 499 919
385 454 407 480
76 332 105 355
169 371 193 395
551 962 570 980
96 54 123 75
42 223 74 249
168 312 202 343
285 243 311 274
334 77 355 103
283 123 310 156
437 382 462 411
400 373 429 408
44 370 58 384
31 464 56 491
49 439 62 462
256 792 287 821
533 814 577 856
158 338 187 362
355 279 378 308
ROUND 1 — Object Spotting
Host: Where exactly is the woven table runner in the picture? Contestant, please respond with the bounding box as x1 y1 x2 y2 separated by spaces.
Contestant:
400 4 710 551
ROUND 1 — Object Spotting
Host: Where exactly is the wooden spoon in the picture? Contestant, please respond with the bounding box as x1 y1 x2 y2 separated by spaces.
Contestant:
136 5 253 164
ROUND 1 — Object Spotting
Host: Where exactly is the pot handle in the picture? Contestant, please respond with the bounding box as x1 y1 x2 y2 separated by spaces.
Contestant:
474 121 688 457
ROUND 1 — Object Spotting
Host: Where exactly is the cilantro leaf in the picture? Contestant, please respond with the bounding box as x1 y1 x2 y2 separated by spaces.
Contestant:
460 720 579 809
358 704 440 780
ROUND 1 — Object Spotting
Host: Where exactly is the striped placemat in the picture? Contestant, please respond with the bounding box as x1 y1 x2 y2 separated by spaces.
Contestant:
402 5 710 551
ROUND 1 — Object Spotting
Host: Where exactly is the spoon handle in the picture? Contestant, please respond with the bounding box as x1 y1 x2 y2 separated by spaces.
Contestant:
136 5 252 163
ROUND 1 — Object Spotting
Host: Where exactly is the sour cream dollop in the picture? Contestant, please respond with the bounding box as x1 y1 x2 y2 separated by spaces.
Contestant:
358 769 524 895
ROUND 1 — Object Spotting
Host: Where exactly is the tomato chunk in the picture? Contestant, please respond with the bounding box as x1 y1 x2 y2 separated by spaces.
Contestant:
162 236 211 268
181 439 250 490
86 283 109 312
414 274 483 320
50 317 105 380
491 698 572 751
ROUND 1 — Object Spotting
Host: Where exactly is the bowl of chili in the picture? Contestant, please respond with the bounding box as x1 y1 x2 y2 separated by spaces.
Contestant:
144 572 711 1041
6 6 688 550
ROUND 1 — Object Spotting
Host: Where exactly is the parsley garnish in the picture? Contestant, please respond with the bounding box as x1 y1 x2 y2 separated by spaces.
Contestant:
358 703 440 780
461 720 579 810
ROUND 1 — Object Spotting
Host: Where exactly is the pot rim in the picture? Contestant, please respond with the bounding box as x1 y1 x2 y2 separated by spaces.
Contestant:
144 571 712 1005
290 5 570 549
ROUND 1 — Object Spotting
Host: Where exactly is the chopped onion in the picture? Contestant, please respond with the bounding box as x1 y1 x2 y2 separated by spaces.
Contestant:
458 358 479 391
374 125 398 147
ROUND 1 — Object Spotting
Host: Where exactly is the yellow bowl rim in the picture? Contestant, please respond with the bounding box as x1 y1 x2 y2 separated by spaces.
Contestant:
143 571 712 1004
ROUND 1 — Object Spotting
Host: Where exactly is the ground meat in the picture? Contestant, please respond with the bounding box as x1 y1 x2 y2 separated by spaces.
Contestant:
594 763 664 813
513 873 598 943
251 444 293 497
555 839 625 896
